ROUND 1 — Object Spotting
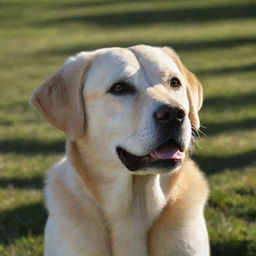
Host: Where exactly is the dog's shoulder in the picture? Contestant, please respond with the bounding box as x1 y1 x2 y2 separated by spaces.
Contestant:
44 157 77 213
181 158 209 199
149 159 209 255
44 157 111 255
174 158 209 208
164 158 209 218
45 157 102 216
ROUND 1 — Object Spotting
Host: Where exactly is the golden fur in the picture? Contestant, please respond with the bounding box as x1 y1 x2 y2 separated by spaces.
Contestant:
31 45 209 256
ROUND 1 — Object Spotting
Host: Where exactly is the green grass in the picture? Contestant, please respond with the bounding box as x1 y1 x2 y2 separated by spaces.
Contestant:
0 0 256 255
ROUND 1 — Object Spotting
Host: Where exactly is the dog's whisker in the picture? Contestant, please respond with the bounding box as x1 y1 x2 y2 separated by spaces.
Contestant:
192 136 201 148
198 129 207 137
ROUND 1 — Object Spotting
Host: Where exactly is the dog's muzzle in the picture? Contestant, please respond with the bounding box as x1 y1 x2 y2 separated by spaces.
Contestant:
117 104 187 172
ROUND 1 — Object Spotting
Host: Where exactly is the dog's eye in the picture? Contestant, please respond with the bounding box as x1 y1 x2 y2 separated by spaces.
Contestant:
108 82 136 95
169 78 181 89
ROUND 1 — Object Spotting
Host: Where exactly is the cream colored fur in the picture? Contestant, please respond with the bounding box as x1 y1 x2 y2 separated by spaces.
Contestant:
31 45 209 256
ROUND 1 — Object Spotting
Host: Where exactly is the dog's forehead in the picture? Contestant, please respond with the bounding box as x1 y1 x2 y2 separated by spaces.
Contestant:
85 46 181 91
85 48 140 90
129 45 181 82
94 48 140 74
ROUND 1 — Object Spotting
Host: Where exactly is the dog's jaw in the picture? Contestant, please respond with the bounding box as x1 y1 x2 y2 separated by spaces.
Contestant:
116 138 186 173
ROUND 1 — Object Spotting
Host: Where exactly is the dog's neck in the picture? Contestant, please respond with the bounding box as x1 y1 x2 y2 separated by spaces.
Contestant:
67 140 184 255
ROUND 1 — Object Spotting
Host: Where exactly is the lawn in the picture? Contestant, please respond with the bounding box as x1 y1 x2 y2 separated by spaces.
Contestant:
0 0 256 255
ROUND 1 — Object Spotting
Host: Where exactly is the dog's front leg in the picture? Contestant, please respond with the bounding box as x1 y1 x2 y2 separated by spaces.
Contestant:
110 219 148 256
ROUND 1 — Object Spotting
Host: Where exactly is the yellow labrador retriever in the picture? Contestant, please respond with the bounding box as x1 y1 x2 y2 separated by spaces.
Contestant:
31 45 209 256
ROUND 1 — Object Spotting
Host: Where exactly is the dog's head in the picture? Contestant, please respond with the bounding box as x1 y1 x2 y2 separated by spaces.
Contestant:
31 45 202 174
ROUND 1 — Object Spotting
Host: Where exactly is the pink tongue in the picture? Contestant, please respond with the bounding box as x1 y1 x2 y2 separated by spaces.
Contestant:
150 142 185 160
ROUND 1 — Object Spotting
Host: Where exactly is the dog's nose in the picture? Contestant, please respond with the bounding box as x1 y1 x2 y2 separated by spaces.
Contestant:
154 105 186 124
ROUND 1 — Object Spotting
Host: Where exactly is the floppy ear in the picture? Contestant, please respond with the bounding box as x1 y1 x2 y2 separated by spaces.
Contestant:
30 52 95 141
161 47 203 130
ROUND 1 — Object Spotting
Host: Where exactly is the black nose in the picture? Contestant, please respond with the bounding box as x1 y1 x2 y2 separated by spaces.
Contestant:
154 104 186 124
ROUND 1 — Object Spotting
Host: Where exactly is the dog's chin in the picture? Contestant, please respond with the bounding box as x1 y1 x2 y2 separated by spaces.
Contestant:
116 139 185 174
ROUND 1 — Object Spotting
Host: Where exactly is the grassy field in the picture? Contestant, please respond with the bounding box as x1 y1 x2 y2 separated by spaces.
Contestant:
0 0 256 255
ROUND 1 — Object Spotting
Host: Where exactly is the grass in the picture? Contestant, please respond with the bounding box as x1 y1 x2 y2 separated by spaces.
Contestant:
0 0 255 255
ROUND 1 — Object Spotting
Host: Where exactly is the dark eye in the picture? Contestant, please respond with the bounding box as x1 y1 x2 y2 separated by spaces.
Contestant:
169 77 181 89
108 81 136 95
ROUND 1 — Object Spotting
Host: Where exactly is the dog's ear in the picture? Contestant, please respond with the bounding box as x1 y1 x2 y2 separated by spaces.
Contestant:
161 47 203 130
30 52 95 140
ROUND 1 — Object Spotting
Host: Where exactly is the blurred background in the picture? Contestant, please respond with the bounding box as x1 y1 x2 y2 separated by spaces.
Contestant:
0 0 255 255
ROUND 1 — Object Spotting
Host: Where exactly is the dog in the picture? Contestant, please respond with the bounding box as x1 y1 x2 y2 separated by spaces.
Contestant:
31 45 209 256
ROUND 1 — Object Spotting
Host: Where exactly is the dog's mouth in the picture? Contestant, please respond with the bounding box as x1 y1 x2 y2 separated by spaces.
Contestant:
116 139 185 172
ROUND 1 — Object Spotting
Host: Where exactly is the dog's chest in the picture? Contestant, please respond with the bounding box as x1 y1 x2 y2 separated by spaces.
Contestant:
102 174 167 255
